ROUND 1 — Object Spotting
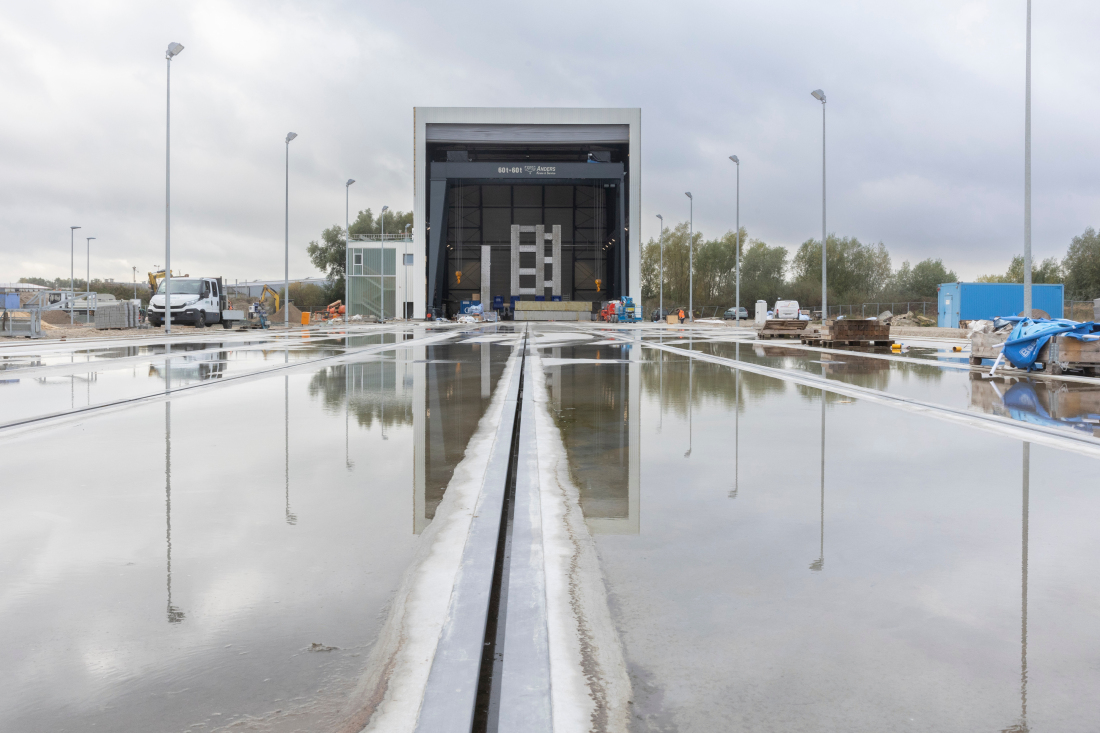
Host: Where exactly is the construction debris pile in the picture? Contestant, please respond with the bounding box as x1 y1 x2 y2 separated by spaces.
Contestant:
877 310 936 327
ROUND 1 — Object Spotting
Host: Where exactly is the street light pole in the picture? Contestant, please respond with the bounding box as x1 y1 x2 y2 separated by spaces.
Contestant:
165 42 184 334
811 89 827 321
86 236 96 323
685 192 693 321
69 226 80 325
656 214 664 322
380 205 389 323
729 155 741 324
405 223 411 319
284 132 298 328
1023 0 1033 315
345 179 355 323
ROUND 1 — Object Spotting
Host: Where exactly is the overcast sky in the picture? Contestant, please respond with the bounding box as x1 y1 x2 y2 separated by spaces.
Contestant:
2 0 1098 285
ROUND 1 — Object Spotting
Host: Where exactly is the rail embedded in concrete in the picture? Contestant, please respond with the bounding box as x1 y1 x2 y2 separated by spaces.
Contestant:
415 336 526 733
498 351 553 732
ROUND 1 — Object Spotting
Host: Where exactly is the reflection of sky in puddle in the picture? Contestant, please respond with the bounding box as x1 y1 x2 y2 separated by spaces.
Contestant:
0 337 510 731
547 344 1100 730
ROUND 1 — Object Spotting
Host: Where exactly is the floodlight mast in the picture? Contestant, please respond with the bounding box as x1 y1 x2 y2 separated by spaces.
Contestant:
685 193 693 321
811 89 827 320
656 214 664 321
345 179 355 323
380 205 389 322
729 155 740 324
164 42 184 334
70 226 81 324
284 132 298 328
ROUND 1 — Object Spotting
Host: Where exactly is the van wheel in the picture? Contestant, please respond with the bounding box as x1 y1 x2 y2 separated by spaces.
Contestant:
195 311 206 328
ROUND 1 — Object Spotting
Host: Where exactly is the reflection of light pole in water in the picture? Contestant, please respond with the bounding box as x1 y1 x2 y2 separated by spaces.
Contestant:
381 359 388 441
810 380 825 572
345 365 353 470
165 356 184 623
684 351 693 458
729 342 739 498
1005 442 1031 733
285 374 296 524
658 348 663 434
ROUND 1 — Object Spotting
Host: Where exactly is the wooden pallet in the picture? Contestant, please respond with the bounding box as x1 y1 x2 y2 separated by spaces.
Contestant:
801 337 895 352
756 319 808 339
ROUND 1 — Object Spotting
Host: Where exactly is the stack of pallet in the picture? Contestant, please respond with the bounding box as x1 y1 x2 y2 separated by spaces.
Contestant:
801 319 893 351
756 319 808 339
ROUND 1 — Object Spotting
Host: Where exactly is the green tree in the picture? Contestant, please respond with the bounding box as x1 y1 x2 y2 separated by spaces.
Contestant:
891 258 957 298
789 235 892 305
1062 228 1100 300
306 208 413 301
977 254 1062 284
738 239 788 310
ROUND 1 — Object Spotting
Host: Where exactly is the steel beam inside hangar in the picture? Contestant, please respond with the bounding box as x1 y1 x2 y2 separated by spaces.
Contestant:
412 108 642 318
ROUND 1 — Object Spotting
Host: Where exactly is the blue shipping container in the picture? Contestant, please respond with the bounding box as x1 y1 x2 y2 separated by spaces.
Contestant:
3 293 19 309
937 282 1063 328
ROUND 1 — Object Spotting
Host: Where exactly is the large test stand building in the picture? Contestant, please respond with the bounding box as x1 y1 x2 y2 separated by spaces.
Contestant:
408 107 641 319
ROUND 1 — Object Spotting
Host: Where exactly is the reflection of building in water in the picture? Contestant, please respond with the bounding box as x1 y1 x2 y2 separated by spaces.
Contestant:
971 375 1100 437
413 341 508 533
545 342 640 534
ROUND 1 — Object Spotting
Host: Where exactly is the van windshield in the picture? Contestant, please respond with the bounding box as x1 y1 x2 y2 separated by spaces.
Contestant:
156 279 203 295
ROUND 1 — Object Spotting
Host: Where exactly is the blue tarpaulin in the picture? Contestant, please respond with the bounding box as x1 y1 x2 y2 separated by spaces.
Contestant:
1001 317 1100 371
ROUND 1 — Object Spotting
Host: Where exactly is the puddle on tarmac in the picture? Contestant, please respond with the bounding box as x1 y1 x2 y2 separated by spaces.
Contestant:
544 340 1100 732
0 334 511 731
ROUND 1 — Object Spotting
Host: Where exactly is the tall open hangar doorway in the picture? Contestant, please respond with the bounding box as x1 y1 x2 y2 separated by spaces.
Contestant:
412 109 641 319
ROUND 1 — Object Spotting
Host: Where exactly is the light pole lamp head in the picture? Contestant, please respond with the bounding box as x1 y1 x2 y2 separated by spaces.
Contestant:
346 178 355 187
685 192 692 200
729 155 739 164
285 132 298 144
811 89 826 102
381 205 389 213
71 225 81 231
87 237 96 243
166 42 184 58
656 214 663 222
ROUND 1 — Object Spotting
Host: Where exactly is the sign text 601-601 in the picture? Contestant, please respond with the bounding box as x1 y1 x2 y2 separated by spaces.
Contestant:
497 166 557 175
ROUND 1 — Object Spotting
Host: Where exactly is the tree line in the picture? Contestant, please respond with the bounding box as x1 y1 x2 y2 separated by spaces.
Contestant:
640 224 1100 314
975 227 1100 301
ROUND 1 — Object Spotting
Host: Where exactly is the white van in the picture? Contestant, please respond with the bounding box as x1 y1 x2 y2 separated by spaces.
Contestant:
774 300 800 319
148 277 242 329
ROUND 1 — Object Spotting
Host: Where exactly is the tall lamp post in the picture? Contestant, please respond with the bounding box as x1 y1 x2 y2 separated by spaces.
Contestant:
165 42 184 334
380 205 389 323
729 155 741 323
685 192 693 321
85 236 96 323
404 223 411 319
811 89 827 321
284 132 298 328
1023 0 1033 315
656 214 665 321
345 178 355 323
69 225 81 325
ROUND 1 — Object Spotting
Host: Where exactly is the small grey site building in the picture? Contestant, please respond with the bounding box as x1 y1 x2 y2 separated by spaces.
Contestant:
411 107 641 319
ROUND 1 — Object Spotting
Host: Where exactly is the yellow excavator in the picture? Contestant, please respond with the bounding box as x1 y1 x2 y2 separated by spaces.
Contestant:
258 284 281 313
147 270 188 292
